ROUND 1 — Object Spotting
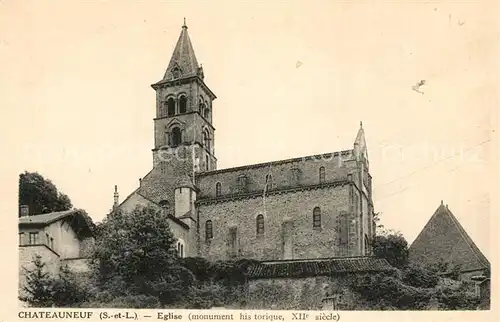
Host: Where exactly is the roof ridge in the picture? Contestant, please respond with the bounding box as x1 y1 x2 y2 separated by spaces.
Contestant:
444 206 489 268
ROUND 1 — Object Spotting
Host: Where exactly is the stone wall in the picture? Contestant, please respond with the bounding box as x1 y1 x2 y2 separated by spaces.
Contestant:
197 184 366 261
246 276 364 310
61 258 91 273
196 152 356 199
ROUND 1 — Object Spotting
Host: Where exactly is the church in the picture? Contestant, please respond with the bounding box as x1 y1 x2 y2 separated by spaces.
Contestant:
114 21 376 262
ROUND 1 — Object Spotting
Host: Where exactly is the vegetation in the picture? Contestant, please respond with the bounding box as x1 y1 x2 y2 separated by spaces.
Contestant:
19 206 485 310
19 171 73 216
345 231 481 310
19 255 91 307
372 229 409 268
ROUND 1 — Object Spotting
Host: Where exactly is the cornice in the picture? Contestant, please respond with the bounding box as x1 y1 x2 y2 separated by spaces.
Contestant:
153 111 216 131
196 180 352 206
196 150 354 177
151 76 217 100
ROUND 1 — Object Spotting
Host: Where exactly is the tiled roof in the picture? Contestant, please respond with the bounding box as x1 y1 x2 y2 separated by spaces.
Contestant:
19 209 94 238
247 257 393 279
409 202 490 272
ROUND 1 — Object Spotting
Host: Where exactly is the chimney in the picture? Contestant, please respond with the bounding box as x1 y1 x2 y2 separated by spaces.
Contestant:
19 205 29 217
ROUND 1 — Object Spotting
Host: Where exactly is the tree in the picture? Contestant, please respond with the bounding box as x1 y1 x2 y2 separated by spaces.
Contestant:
401 263 439 288
19 255 56 307
372 231 409 268
19 256 90 307
18 171 73 216
92 205 193 305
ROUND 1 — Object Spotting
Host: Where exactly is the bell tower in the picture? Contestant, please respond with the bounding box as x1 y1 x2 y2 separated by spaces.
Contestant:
151 20 217 173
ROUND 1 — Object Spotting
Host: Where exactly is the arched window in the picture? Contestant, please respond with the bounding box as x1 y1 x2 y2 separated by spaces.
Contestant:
171 127 182 147
319 167 325 183
162 101 168 117
215 182 222 197
204 101 210 119
179 95 187 114
172 67 181 79
205 220 213 240
203 130 210 150
265 174 272 190
256 214 264 236
177 240 185 258
167 97 176 116
313 207 321 228
199 97 204 115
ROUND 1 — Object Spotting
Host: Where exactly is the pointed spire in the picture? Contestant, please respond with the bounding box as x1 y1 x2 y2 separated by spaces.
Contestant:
354 121 368 162
162 19 201 81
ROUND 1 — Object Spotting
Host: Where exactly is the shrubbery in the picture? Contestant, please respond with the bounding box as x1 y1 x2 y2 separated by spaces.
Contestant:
21 205 255 308
347 231 482 310
20 255 92 307
20 209 485 310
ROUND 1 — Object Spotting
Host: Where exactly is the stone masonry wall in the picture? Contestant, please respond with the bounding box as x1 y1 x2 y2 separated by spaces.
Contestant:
197 185 362 261
196 152 355 199
246 276 365 310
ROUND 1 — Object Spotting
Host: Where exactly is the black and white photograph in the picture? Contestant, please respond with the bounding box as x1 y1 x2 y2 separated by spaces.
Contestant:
2 0 497 316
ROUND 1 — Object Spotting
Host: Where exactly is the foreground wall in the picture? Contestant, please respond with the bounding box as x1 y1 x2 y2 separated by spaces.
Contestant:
246 276 366 310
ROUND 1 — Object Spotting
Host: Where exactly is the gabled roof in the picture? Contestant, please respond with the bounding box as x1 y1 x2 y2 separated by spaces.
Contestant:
409 202 490 272
19 209 94 238
19 209 75 225
247 257 393 279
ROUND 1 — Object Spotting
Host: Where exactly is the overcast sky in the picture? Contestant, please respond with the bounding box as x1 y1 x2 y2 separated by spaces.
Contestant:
2 0 497 258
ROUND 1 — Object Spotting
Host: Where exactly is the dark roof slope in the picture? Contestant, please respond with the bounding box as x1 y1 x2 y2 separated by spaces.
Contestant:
19 209 75 225
409 202 490 272
247 257 393 279
19 209 94 238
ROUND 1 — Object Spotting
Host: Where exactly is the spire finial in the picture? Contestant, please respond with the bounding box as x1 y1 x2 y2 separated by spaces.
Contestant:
114 185 117 193
182 17 187 29
360 121 363 128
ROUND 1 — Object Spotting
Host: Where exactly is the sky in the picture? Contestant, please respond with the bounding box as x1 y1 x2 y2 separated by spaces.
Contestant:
1 0 498 258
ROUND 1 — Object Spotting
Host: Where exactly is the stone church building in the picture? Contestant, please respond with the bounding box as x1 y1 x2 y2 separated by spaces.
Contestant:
115 22 376 263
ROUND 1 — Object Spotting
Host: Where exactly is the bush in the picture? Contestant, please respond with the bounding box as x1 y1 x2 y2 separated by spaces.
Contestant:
402 263 439 289
435 283 480 310
347 272 433 310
